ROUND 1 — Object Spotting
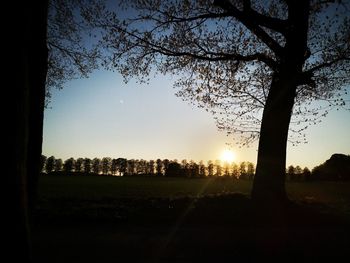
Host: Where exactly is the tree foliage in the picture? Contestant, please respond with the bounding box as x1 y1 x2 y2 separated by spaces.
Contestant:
46 0 103 105
312 153 350 180
79 0 350 146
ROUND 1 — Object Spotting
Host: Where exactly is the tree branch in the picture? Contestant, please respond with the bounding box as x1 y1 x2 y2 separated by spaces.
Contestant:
213 0 285 57
304 57 350 75
241 0 288 34
116 25 278 69
155 10 233 23
298 54 349 87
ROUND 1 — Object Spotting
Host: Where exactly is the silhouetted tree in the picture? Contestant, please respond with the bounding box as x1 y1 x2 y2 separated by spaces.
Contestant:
46 156 56 174
6 4 48 259
111 159 118 175
116 158 127 176
163 159 170 175
63 157 75 173
302 167 311 181
55 158 63 172
132 159 139 174
295 165 303 181
84 158 92 174
145 159 153 174
8 1 100 259
312 154 350 180
199 161 207 177
239 162 247 180
75 158 84 173
231 163 240 179
47 0 102 103
156 159 163 176
40 155 47 173
166 161 182 177
215 160 222 177
136 159 147 174
189 160 200 178
223 162 231 177
92 158 101 174
101 157 112 175
207 160 214 177
83 0 350 203
127 159 136 175
287 165 296 181
181 159 191 177
247 162 255 180
181 159 188 169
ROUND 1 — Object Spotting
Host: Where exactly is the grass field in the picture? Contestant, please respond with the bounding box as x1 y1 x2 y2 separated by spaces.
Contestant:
33 175 350 262
37 175 350 217
37 175 253 199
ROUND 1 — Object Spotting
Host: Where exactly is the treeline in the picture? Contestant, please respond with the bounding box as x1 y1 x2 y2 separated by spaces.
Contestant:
40 155 256 179
311 154 350 181
286 153 350 181
41 153 350 181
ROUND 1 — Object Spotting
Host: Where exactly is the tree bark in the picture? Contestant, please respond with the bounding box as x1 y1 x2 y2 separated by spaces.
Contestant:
251 70 297 204
5 2 48 261
251 0 310 205
27 1 49 217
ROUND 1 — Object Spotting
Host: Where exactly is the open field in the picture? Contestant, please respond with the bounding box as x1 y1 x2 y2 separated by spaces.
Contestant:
37 175 350 216
33 175 350 262
37 175 253 199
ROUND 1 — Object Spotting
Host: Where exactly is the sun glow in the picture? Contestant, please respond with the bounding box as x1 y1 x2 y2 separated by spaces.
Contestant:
221 149 236 163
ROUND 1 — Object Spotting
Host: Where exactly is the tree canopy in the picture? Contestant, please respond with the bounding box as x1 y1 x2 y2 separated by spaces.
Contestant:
76 0 350 146
46 0 102 104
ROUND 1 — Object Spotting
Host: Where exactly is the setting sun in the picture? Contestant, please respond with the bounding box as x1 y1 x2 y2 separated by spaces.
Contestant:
221 149 236 163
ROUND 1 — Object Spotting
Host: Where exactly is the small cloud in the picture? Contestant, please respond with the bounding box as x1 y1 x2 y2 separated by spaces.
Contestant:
119 99 124 104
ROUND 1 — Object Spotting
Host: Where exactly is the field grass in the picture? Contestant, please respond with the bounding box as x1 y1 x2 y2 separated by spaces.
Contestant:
36 176 253 221
287 181 350 216
33 175 350 262
37 175 350 217
37 175 252 199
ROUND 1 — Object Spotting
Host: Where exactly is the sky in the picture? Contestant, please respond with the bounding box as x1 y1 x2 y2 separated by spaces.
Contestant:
42 69 350 169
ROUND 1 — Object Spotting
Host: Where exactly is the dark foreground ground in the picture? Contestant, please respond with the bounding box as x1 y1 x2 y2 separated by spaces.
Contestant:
32 193 350 262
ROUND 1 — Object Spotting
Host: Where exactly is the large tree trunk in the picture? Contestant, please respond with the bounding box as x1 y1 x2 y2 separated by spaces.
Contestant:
6 58 31 261
251 70 297 204
5 2 48 261
251 0 310 205
27 1 49 216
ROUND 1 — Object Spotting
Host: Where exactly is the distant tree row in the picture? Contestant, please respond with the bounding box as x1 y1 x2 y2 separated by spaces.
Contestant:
40 155 258 179
286 154 350 181
286 165 311 182
41 154 350 181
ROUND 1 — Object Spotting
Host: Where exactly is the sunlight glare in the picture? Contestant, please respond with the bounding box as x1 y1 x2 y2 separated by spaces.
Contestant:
221 149 236 163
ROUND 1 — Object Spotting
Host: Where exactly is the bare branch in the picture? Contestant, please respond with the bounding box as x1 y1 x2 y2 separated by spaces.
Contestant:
304 57 350 75
213 0 285 57
114 24 278 69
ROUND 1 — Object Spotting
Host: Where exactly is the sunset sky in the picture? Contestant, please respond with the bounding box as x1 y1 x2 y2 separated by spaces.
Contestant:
42 69 350 169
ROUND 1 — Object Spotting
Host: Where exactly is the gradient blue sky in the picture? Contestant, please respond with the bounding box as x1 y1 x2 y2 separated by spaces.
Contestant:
43 69 350 168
